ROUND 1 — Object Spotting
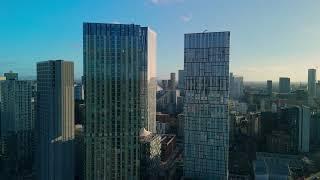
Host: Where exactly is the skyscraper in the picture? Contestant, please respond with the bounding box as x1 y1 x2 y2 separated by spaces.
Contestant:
36 60 74 180
83 23 156 179
168 72 176 90
0 76 6 135
299 105 310 152
4 70 18 80
74 83 84 100
267 80 272 95
184 32 230 179
229 73 244 99
316 81 320 98
283 106 311 153
178 69 185 90
279 77 290 93
308 69 316 97
0 74 34 179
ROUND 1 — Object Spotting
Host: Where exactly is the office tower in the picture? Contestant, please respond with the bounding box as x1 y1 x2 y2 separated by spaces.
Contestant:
279 77 290 93
161 80 169 90
4 70 18 80
184 32 230 179
267 80 272 95
234 76 244 98
230 73 244 99
0 75 34 179
298 105 310 152
316 81 320 98
36 60 75 180
308 69 316 97
168 72 176 90
74 83 84 100
178 70 185 90
169 73 177 114
280 106 310 153
0 76 5 134
83 23 156 179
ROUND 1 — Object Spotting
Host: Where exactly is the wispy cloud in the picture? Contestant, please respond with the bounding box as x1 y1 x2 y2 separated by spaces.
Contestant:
180 13 192 22
149 0 185 5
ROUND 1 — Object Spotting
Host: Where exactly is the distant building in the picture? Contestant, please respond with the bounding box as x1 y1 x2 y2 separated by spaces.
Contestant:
160 134 176 162
156 75 180 115
184 31 230 178
0 76 34 179
279 77 290 93
267 80 272 95
230 74 244 99
316 81 320 98
0 76 5 102
254 152 302 180
266 131 293 154
310 112 320 145
177 114 184 140
280 106 310 153
168 73 176 90
4 71 18 80
156 113 173 134
0 76 6 136
231 101 248 114
75 124 84 180
74 83 84 100
36 60 75 180
139 129 161 180
178 70 185 90
161 80 169 90
159 90 179 114
308 69 316 97
156 121 170 134
298 105 310 152
176 96 184 114
271 103 277 112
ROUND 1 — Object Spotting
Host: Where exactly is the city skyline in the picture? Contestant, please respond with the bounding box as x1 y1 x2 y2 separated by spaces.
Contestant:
2 1 320 179
1 0 320 81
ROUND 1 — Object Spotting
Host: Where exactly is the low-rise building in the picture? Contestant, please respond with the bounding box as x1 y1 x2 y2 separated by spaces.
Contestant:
254 152 302 180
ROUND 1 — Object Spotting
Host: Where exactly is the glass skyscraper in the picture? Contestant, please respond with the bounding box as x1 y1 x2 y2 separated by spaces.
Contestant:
0 75 34 179
267 80 272 95
308 69 316 97
83 23 156 180
184 32 230 179
36 60 75 180
279 77 291 93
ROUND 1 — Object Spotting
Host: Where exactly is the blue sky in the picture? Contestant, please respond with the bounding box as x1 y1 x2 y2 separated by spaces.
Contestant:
0 0 319 81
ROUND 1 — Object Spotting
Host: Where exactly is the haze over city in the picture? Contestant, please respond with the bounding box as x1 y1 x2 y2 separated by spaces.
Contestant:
1 0 320 81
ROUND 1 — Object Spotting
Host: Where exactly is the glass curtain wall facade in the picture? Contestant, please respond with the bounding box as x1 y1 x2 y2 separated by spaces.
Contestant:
36 60 75 180
83 23 156 180
0 79 34 179
184 32 230 179
308 69 316 97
